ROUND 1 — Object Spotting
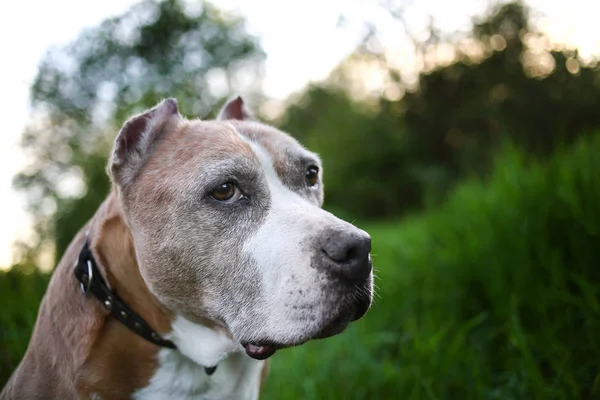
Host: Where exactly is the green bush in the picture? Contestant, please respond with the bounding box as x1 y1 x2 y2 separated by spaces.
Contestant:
0 269 49 385
280 87 422 219
2 134 599 398
262 134 600 399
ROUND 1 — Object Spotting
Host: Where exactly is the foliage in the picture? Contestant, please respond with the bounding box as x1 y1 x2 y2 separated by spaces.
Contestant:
279 2 600 218
281 87 420 219
13 0 264 264
3 133 599 398
404 2 600 174
0 268 49 386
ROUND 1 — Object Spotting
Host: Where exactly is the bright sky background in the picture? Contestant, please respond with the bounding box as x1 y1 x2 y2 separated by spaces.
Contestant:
0 0 598 268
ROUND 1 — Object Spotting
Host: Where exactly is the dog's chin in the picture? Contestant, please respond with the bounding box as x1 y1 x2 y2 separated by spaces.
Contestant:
241 289 373 361
240 319 350 361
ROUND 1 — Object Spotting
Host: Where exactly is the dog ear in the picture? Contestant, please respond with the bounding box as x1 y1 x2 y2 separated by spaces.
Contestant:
110 98 181 186
217 96 254 120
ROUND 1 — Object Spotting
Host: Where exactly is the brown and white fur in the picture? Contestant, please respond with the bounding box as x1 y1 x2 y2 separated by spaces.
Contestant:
1 97 373 400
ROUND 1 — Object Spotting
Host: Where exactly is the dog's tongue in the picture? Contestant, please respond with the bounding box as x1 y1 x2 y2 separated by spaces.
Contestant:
243 343 277 360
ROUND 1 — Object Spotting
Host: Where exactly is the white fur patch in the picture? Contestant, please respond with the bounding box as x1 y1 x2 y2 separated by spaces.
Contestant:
134 317 264 400
169 316 241 367
235 131 337 344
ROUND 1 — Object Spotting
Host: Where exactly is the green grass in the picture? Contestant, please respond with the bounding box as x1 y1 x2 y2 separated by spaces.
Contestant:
2 135 600 398
0 268 49 386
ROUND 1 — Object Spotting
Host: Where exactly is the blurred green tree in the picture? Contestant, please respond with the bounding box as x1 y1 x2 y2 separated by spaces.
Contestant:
280 86 421 219
278 1 600 218
13 0 264 265
403 2 600 178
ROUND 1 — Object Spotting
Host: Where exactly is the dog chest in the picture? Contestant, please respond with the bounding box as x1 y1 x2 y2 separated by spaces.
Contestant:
133 348 263 400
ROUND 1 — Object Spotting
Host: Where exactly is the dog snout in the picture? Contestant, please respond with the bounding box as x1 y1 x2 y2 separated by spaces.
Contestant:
321 228 372 281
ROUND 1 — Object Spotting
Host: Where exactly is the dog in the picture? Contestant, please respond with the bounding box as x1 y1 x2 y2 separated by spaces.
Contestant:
1 97 373 399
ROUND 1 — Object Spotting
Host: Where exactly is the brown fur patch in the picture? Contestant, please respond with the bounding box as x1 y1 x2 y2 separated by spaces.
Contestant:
76 193 173 398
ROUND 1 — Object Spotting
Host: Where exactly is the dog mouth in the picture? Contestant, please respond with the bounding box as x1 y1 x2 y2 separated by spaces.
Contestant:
242 320 346 360
241 274 373 361
241 302 369 361
242 343 279 360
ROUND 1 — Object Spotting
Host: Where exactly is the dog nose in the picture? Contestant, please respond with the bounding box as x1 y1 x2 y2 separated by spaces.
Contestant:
321 229 372 281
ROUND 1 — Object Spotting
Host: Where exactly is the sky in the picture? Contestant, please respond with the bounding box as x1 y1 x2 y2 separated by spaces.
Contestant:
0 0 599 268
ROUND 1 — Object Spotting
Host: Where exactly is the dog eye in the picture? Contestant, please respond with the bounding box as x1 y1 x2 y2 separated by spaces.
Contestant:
306 165 319 187
211 182 242 203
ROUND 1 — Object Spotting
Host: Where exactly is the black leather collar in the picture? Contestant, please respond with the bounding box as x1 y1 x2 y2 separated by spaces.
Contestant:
73 236 218 375
73 238 177 348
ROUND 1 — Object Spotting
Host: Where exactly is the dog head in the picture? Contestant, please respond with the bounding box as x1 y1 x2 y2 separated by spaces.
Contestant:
109 98 373 359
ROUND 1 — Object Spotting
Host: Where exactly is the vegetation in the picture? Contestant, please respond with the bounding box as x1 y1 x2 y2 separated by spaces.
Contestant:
280 2 600 219
0 269 49 385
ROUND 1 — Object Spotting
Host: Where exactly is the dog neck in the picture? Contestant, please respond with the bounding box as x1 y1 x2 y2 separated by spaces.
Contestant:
89 191 174 337
3 191 266 400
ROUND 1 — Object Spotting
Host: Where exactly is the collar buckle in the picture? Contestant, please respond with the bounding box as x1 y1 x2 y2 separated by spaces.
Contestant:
78 259 93 294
